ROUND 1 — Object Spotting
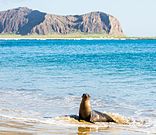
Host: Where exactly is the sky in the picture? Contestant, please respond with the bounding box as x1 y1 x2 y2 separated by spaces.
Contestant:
0 0 156 36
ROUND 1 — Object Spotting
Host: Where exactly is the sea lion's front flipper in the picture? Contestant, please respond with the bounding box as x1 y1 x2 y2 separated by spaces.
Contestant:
90 110 116 123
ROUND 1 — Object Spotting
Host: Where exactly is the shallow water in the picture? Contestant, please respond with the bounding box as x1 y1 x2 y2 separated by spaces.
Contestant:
0 39 156 134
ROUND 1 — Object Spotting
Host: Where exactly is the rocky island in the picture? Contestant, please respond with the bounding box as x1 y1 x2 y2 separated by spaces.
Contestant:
0 7 124 36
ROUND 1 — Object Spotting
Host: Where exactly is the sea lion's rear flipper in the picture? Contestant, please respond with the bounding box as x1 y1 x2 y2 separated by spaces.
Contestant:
90 110 116 123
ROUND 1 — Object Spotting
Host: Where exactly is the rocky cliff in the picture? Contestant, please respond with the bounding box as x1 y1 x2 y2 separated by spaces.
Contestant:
0 7 124 36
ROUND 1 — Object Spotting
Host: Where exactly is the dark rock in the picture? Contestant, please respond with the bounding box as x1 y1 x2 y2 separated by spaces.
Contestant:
0 7 124 36
19 10 46 35
0 7 46 35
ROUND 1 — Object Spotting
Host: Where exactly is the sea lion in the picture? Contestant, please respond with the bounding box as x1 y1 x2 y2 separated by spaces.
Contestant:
79 93 92 122
79 93 116 123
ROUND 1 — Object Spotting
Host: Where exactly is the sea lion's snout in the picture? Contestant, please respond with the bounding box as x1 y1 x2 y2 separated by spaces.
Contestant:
82 93 90 99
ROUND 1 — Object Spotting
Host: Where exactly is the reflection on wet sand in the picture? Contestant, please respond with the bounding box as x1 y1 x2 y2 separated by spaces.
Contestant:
78 126 109 135
78 127 92 135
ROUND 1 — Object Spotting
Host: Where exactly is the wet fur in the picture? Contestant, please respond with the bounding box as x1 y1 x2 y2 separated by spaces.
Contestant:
91 110 115 122
79 94 92 122
79 93 116 123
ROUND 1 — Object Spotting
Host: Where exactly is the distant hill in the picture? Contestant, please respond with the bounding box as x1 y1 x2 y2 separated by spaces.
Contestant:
0 7 124 36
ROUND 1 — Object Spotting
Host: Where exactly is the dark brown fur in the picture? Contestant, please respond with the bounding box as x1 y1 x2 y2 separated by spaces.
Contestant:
79 93 92 122
79 93 116 123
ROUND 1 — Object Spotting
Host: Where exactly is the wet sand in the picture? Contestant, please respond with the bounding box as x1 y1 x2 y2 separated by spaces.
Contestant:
0 118 34 134
0 120 116 135
0 132 32 135
0 115 148 135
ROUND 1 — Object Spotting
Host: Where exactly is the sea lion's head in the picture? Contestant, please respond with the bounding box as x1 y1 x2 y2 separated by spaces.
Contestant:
82 93 90 101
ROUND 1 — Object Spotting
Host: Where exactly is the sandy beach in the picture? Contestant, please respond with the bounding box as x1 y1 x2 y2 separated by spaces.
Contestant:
0 116 150 135
0 118 34 135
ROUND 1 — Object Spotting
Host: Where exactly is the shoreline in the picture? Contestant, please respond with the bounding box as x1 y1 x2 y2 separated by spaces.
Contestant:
0 37 156 40
0 34 155 40
0 37 126 40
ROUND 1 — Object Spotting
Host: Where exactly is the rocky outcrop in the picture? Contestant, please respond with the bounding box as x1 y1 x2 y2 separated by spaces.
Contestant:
0 7 124 36
108 15 124 36
0 7 46 35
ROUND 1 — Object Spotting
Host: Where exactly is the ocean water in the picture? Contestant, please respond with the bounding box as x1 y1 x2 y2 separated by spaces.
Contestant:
0 39 156 134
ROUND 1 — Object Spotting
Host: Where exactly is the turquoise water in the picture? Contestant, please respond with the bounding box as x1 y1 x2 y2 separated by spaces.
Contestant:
0 39 156 134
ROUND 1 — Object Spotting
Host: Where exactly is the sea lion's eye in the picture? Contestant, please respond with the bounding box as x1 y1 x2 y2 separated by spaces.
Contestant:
82 94 85 98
